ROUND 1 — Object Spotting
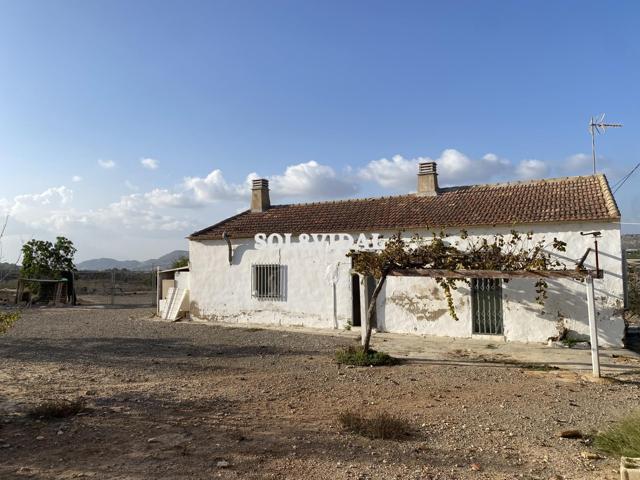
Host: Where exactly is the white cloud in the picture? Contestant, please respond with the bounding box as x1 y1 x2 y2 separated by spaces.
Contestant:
72 175 82 183
98 159 116 169
515 159 549 179
565 153 592 172
182 169 247 205
90 194 192 232
0 183 190 240
562 153 621 178
358 155 424 189
140 157 159 170
0 161 359 246
181 161 358 205
267 160 357 199
2 186 74 231
142 188 199 209
359 149 520 190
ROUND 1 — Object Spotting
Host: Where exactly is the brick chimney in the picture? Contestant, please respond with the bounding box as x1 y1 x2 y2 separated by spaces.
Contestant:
251 179 270 212
416 161 439 196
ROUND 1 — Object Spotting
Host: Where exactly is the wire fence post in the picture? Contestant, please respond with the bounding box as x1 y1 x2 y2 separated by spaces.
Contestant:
110 270 115 306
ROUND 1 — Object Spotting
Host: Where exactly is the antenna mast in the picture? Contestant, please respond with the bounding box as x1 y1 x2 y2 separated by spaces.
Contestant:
588 114 622 174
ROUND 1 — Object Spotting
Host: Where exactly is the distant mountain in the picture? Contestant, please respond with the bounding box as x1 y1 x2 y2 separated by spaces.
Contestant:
77 250 188 271
623 234 640 251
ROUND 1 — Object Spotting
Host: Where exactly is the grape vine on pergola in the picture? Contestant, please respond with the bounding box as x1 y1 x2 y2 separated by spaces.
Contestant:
348 231 603 377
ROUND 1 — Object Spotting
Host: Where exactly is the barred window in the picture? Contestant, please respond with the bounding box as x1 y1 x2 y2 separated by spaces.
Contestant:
471 278 503 335
251 264 286 300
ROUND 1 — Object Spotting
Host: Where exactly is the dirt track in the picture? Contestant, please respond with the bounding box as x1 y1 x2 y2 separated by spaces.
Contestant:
1 307 639 479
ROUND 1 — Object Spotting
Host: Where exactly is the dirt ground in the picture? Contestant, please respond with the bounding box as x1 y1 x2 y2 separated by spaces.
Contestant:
1 308 639 480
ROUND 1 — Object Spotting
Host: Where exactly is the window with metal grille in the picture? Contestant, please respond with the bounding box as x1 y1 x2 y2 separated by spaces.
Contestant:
251 264 286 300
471 278 503 335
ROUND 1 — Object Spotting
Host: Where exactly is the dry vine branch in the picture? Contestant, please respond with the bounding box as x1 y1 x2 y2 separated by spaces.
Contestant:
348 230 571 352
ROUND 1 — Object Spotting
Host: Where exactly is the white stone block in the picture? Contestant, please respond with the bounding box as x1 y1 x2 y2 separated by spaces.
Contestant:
621 457 640 480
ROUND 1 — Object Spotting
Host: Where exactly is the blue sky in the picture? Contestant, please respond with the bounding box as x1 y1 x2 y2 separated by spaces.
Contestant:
1 0 639 261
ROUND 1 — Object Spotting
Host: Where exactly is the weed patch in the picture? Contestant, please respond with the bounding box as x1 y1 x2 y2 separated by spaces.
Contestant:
518 362 559 371
595 411 640 457
335 346 398 366
338 410 411 440
0 311 19 335
28 399 85 420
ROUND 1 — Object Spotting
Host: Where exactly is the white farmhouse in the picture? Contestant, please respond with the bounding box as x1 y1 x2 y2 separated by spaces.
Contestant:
188 162 626 346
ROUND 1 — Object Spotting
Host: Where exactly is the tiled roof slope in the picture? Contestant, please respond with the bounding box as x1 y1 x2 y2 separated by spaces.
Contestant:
189 174 620 240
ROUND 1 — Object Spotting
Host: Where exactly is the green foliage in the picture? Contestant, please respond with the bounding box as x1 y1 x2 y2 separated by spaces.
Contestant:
335 345 397 366
595 411 640 457
171 256 189 269
338 410 412 440
21 237 76 280
348 230 568 321
0 311 19 335
561 338 580 347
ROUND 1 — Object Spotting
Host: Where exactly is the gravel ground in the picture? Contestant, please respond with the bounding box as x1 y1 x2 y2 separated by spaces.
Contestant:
1 307 639 480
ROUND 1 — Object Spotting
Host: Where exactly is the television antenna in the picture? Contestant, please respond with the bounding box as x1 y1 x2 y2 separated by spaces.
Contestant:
588 114 622 174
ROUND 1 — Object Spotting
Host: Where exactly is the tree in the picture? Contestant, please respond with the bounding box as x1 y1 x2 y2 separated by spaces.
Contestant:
171 256 189 269
348 231 569 352
21 236 77 281
0 215 20 334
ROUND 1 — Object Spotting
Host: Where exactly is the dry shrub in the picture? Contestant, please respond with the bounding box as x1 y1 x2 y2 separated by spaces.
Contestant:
28 399 85 420
338 410 411 440
335 346 397 366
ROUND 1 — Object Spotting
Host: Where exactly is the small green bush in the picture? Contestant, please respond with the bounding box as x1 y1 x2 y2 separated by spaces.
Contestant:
338 410 411 440
171 256 189 269
28 399 85 420
0 311 19 335
595 411 640 457
335 346 397 366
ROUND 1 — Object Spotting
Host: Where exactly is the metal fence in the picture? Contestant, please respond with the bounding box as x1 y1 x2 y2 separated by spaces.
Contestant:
0 270 19 305
629 261 640 316
1 269 156 307
74 270 156 307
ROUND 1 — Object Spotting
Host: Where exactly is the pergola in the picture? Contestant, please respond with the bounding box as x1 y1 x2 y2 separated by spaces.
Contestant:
366 266 603 377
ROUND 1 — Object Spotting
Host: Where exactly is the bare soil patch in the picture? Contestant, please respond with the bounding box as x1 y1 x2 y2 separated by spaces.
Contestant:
1 308 639 479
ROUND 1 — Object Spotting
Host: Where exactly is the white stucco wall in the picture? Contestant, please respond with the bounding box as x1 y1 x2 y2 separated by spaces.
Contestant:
189 237 353 329
188 221 625 346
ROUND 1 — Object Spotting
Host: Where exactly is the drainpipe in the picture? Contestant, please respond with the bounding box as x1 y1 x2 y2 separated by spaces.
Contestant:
223 231 233 265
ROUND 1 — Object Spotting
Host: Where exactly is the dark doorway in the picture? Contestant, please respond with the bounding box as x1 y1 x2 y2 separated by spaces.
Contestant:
351 274 361 326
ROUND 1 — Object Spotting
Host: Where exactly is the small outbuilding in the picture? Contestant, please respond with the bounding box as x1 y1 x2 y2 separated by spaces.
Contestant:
156 266 190 320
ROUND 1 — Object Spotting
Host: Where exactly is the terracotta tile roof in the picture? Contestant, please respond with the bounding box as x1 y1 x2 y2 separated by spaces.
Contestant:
189 174 620 240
